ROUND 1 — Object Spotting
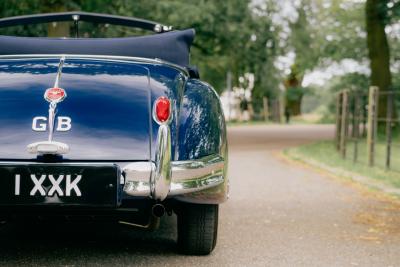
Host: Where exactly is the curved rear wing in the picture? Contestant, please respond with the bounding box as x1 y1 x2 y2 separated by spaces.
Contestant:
0 11 173 34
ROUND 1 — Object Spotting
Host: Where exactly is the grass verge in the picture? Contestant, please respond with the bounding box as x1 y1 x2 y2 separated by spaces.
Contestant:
284 140 400 195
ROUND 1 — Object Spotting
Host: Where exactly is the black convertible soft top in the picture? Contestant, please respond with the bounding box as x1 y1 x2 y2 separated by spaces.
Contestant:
0 29 195 66
0 12 195 67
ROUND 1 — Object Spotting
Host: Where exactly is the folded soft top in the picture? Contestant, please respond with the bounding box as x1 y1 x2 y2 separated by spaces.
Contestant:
0 29 195 67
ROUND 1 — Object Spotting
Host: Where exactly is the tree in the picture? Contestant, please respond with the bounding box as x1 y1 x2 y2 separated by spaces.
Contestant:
282 1 315 116
366 0 392 119
284 65 304 116
0 0 275 94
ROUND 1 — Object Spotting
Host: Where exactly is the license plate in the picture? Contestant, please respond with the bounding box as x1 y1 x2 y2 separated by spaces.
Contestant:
0 164 119 207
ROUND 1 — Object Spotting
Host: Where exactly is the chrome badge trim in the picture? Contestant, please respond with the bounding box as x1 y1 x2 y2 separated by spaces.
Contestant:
27 56 70 155
46 56 66 142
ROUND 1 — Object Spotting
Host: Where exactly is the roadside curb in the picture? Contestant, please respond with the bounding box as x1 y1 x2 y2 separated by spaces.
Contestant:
278 149 400 199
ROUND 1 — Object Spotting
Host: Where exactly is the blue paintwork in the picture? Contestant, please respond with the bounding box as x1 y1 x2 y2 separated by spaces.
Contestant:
176 79 226 161
0 58 153 160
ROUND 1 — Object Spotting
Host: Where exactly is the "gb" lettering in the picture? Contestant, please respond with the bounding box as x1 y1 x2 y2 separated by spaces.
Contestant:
32 116 72 132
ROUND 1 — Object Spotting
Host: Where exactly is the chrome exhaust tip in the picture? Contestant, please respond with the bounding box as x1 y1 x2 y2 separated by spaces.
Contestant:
152 203 165 217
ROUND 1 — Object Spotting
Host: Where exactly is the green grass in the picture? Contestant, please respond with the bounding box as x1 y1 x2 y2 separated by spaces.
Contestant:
285 140 400 190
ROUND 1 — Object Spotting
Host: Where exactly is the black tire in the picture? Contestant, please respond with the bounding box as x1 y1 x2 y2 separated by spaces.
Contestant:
177 203 219 255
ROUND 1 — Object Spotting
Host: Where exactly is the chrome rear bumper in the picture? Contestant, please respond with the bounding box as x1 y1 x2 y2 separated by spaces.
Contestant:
123 154 225 200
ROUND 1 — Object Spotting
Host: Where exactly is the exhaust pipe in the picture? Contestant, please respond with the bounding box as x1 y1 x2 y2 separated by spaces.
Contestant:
152 203 165 217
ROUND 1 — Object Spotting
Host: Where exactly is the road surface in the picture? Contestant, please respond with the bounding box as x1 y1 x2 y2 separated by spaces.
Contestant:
1 124 399 266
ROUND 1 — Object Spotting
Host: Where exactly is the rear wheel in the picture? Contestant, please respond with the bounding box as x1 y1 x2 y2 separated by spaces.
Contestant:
177 203 219 255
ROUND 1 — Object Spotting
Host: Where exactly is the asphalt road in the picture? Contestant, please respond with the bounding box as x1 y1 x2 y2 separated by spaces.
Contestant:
1 124 400 267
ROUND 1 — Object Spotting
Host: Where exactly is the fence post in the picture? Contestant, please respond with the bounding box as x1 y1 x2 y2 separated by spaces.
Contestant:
263 97 269 122
278 97 283 123
340 90 348 158
353 93 361 163
272 100 281 123
362 96 367 137
335 92 343 151
367 86 379 167
385 92 393 169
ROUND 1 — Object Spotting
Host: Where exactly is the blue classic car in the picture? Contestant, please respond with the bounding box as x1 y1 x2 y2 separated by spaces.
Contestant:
0 12 228 255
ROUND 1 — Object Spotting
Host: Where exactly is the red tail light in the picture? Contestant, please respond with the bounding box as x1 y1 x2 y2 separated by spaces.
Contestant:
154 96 171 123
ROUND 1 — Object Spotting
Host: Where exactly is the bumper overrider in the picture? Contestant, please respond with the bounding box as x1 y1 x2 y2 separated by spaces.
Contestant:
123 124 226 202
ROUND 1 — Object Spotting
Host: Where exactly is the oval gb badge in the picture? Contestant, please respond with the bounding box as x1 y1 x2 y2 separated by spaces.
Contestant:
44 87 67 103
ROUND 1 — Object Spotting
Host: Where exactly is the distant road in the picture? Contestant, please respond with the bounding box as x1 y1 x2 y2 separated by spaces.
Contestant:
1 124 399 267
227 124 334 149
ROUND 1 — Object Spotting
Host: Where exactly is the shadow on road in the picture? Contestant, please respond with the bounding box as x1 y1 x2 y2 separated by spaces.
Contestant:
0 215 178 265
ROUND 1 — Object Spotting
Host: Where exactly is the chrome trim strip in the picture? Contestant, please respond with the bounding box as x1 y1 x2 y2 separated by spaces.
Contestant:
151 124 172 201
171 155 224 181
47 56 65 142
53 55 65 89
169 172 224 195
0 54 189 76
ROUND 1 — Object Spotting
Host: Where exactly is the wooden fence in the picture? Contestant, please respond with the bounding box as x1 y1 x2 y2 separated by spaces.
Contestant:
336 87 400 170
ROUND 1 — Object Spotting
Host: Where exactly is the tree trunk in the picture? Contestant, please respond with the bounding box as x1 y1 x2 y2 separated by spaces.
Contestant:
42 1 70 37
366 0 392 120
47 22 70 37
286 95 303 116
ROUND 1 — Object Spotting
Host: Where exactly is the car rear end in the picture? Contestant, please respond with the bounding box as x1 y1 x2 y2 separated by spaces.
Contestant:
0 55 227 254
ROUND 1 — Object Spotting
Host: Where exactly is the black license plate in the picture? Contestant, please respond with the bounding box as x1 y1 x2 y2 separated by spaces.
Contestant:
0 164 119 207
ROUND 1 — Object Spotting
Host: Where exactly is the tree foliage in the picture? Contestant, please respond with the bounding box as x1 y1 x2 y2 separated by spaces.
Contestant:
0 0 279 96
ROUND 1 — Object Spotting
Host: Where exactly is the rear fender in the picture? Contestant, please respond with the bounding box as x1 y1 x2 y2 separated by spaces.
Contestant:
175 79 228 204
